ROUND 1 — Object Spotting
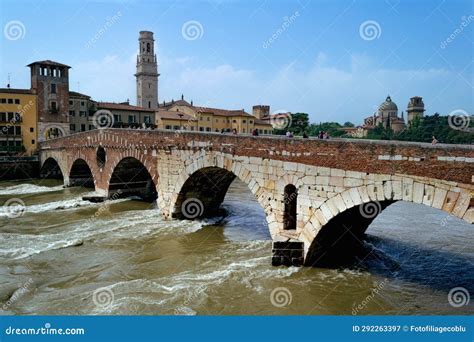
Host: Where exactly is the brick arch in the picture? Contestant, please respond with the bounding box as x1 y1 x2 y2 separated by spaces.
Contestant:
67 155 97 189
167 152 279 238
299 175 473 261
100 149 159 197
39 154 69 186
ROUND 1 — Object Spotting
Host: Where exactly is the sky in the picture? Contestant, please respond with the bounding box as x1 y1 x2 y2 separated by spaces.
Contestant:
0 0 473 124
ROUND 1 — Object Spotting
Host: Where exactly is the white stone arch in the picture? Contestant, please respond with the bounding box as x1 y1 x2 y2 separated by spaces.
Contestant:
299 173 473 258
167 151 279 238
39 153 69 186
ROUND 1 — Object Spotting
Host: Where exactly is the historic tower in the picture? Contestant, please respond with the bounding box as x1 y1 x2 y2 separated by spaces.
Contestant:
406 96 425 125
135 31 158 109
28 60 71 141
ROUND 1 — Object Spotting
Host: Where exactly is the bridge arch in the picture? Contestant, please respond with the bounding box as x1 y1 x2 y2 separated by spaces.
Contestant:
69 158 95 188
107 156 158 200
39 156 67 184
301 180 472 266
168 153 278 238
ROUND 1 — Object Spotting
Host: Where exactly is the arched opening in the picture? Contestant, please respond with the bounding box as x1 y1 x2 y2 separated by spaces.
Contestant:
39 157 63 180
283 184 297 230
305 200 396 267
108 157 157 201
69 159 94 187
43 126 65 140
173 167 237 219
96 146 106 168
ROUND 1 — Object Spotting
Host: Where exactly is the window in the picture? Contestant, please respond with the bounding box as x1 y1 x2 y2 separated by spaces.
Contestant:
173 125 179 130
69 110 75 116
69 100 73 106
283 184 297 230
165 125 171 130
80 101 85 107
144 115 151 124
7 99 13 104
232 120 236 123
250 120 253 124
51 101 57 111
14 99 20 105
207 117 210 121
148 101 151 108
81 124 86 132
215 119 219 122
0 99 5 103
128 115 137 123
199 127 204 132
0 113 5 121
30 127 34 133
79 111 86 117
191 126 194 131
206 127 211 132
70 124 76 131
89 125 94 130
114 114 121 123
243 120 246 123
51 84 56 93
31 139 35 144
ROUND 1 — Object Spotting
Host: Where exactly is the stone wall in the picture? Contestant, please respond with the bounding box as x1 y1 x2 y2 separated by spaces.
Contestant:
39 129 474 265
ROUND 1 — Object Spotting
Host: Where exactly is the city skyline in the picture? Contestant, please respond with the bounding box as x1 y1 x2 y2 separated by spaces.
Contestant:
1 0 473 124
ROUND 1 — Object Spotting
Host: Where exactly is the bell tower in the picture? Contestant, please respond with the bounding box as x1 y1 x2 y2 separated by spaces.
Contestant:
135 31 158 109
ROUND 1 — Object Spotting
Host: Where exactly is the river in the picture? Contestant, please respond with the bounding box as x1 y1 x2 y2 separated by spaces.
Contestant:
0 178 472 315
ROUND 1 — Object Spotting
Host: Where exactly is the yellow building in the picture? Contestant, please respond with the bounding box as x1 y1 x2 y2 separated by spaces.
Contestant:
0 88 38 156
156 99 274 134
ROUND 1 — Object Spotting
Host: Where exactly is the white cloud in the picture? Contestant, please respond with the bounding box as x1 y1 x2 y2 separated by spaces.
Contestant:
71 52 470 124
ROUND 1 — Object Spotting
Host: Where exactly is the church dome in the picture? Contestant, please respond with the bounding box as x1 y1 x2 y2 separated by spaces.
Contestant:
379 96 398 112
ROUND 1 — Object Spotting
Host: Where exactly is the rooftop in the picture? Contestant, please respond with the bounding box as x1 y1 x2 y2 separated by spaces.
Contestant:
97 102 155 112
0 88 34 94
27 60 71 68
156 110 196 121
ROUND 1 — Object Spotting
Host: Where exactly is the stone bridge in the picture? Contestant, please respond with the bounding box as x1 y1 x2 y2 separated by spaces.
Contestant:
39 129 474 266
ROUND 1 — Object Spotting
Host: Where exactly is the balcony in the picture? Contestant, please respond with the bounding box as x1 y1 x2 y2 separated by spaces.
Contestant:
49 108 59 114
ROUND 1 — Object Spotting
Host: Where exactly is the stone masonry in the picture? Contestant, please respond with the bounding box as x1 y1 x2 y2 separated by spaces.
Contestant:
39 129 474 265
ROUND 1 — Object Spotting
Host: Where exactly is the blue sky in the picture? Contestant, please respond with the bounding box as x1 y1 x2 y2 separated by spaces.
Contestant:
1 0 473 124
